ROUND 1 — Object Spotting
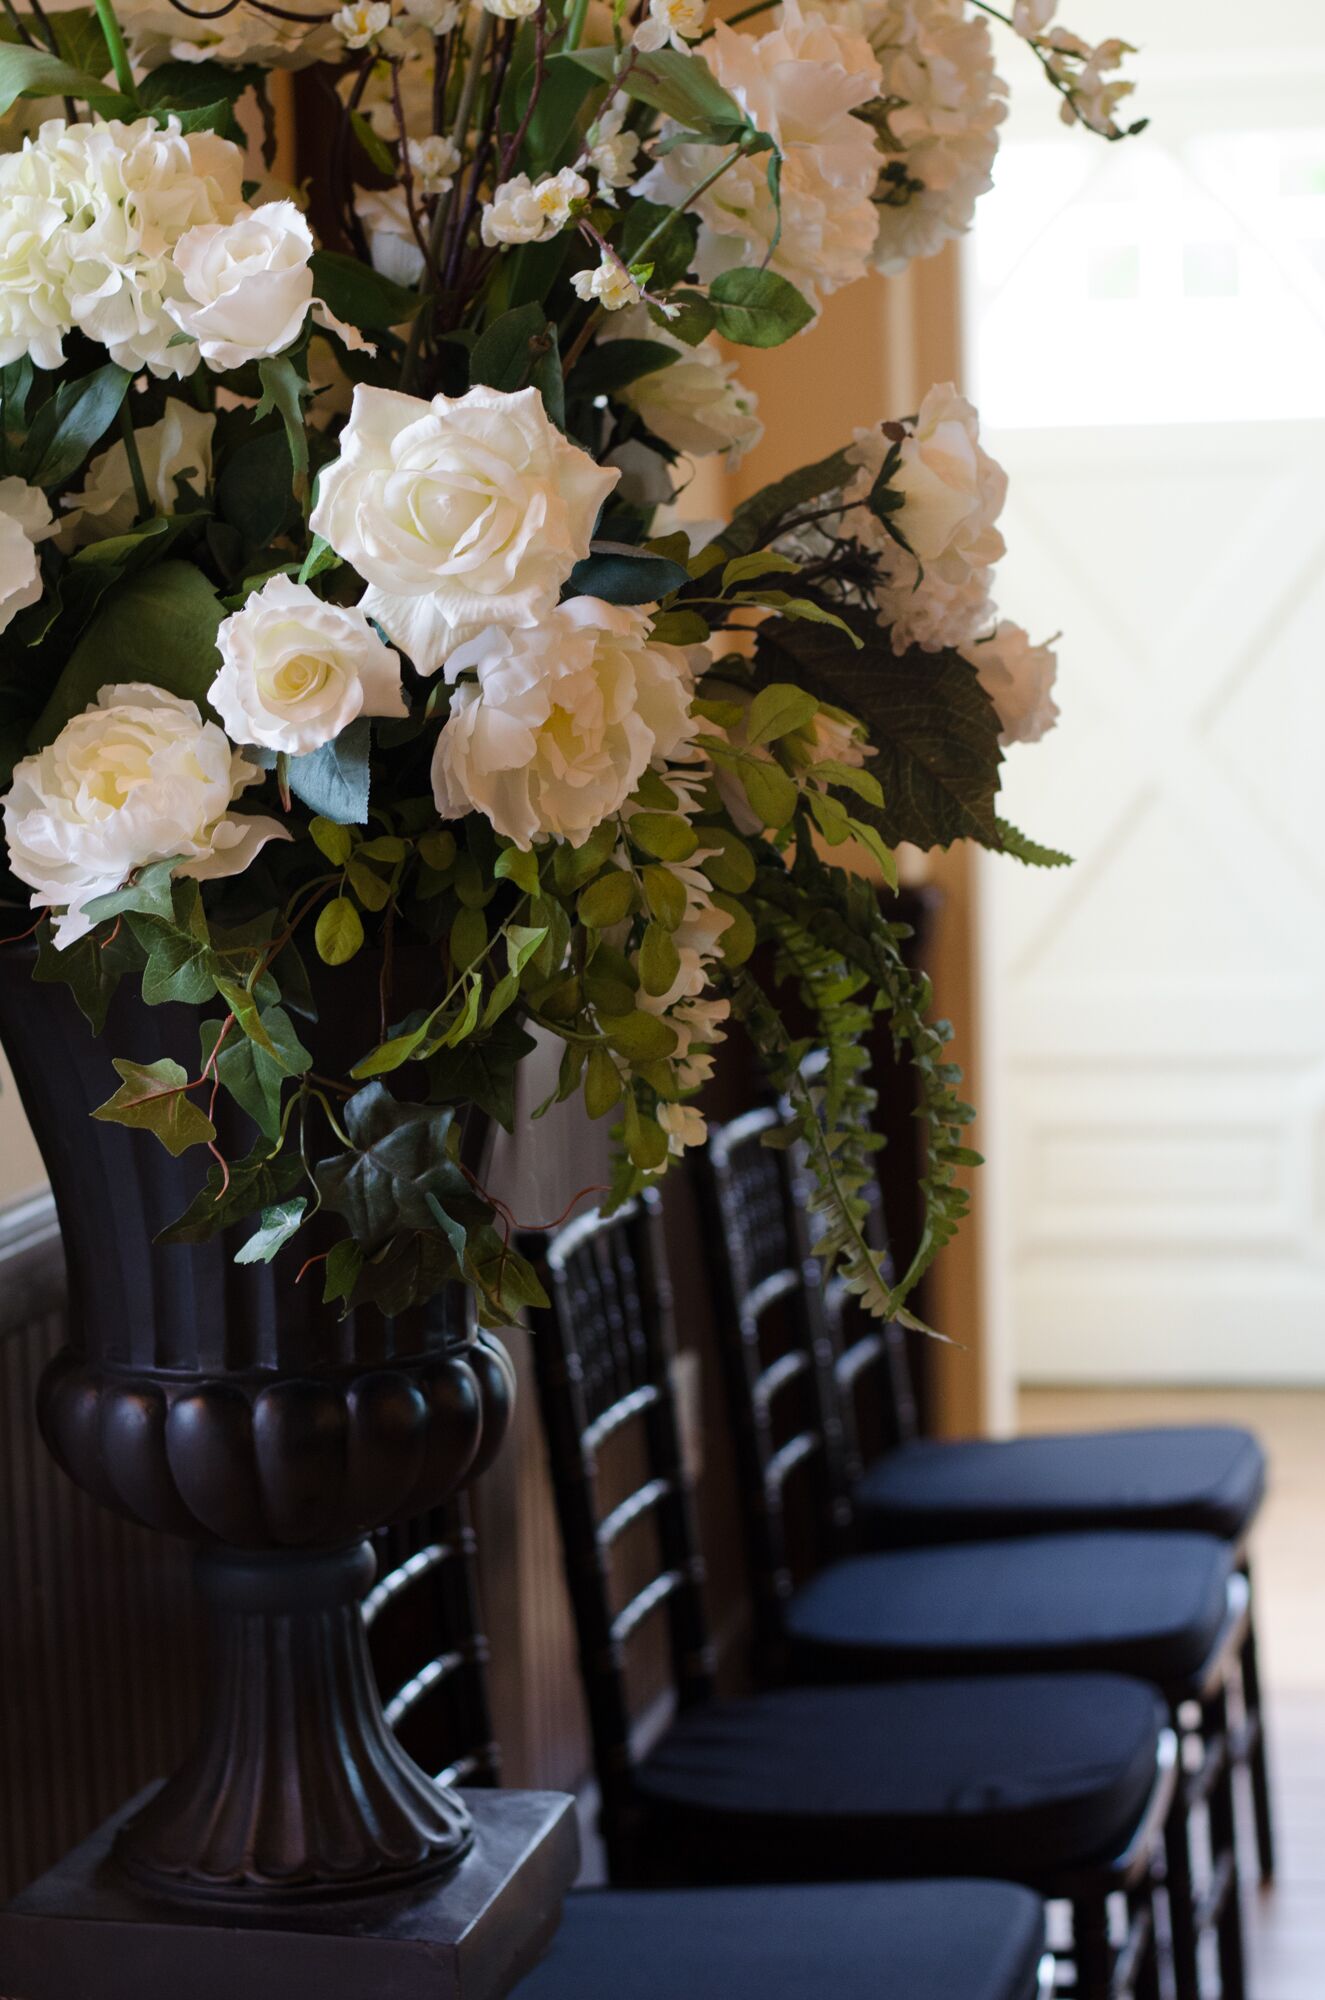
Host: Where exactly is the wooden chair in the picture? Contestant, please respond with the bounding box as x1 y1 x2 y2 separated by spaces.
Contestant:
695 1104 1253 2000
522 1193 1174 2000
366 1502 1054 2000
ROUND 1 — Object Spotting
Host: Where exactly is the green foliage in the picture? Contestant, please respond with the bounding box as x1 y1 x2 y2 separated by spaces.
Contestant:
993 818 1074 868
29 564 225 749
567 547 690 604
21 366 131 488
287 718 371 823
309 251 423 329
708 268 815 347
92 1056 216 1156
0 42 134 118
568 45 749 142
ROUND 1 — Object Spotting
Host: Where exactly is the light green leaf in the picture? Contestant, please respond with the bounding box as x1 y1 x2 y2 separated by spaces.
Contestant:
316 896 365 965
639 921 681 998
234 1197 308 1265
494 842 539 893
566 44 748 138
721 549 802 591
745 681 819 746
578 868 637 929
585 1044 622 1119
506 922 549 977
601 1010 678 1061
738 755 798 829
628 812 699 861
641 863 687 931
709 267 815 348
310 815 353 865
0 42 134 118
92 1056 215 1156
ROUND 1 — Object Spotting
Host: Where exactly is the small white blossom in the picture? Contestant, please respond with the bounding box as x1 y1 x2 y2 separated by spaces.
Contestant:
586 97 641 204
570 254 641 312
1045 29 1136 137
332 0 391 46
657 1101 708 1155
1012 0 1055 35
0 479 55 636
401 0 459 26
480 169 590 248
355 186 426 289
407 133 461 196
634 0 706 54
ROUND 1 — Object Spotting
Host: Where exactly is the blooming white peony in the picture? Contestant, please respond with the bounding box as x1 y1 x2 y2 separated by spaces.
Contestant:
601 308 762 465
309 383 619 674
211 576 407 755
843 383 1007 652
480 169 589 248
634 0 707 53
114 0 341 69
2 685 288 947
355 186 427 290
59 401 215 549
962 619 1059 745
430 598 697 848
0 116 247 376
167 200 314 371
570 255 641 311
637 0 882 309
0 478 56 635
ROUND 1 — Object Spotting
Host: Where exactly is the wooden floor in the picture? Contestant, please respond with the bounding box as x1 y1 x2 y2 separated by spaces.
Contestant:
1020 1387 1325 2000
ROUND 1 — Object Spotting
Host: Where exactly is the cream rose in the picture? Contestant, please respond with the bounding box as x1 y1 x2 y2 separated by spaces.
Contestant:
59 401 215 548
2 684 288 947
0 478 56 635
430 598 697 848
168 200 314 371
310 383 619 674
602 308 762 465
211 575 407 754
962 619 1059 745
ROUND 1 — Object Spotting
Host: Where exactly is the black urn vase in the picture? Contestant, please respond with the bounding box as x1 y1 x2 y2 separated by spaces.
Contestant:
0 943 517 1907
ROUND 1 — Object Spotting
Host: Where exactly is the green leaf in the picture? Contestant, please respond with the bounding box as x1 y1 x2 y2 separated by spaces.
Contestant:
322 1236 364 1304
621 1093 668 1171
994 818 1074 868
577 868 637 929
584 1043 622 1119
695 824 755 893
721 550 801 590
157 1139 304 1245
298 535 339 585
255 355 310 502
745 681 818 746
92 1056 215 1157
506 922 549 976
135 919 217 1006
754 608 1003 849
740 594 862 644
423 828 460 873
567 547 690 605
639 921 680 998
29 563 225 749
82 855 182 927
313 1083 470 1250
709 267 815 348
601 1010 678 1061
310 815 354 865
21 365 132 488
649 607 710 645
711 890 755 965
32 915 140 1034
567 44 748 139
0 42 134 118
427 1014 536 1130
641 863 687 930
569 339 681 396
316 896 365 965
715 446 855 561
649 290 714 345
552 820 617 892
347 855 391 910
451 902 487 969
201 1004 311 1139
616 199 700 293
628 812 698 862
351 107 396 175
309 250 422 329
738 755 798 829
493 842 540 893
470 303 554 392
287 717 371 824
234 1197 307 1265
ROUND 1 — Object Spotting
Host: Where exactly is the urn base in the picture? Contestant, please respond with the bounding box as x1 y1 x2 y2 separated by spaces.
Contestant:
0 1787 579 2000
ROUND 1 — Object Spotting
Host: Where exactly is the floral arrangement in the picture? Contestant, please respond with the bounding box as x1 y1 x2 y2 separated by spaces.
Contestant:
0 0 1139 1326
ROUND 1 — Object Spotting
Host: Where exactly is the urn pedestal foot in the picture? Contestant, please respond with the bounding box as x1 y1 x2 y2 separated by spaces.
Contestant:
0 1788 580 2000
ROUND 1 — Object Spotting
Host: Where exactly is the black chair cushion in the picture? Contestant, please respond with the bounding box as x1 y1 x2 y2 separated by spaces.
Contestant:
518 1882 1046 2000
634 1674 1164 1880
784 1531 1233 1687
856 1428 1266 1547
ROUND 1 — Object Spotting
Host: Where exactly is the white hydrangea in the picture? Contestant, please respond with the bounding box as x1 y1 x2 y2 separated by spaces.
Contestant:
570 254 641 312
59 401 215 548
808 0 1007 276
601 307 762 466
636 0 882 310
0 185 69 368
634 0 707 54
0 478 56 635
961 619 1059 745
482 0 540 18
480 169 589 248
0 116 246 376
843 382 1007 653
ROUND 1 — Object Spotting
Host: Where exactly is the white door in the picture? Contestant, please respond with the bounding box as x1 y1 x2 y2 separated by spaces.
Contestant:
970 1 1325 1382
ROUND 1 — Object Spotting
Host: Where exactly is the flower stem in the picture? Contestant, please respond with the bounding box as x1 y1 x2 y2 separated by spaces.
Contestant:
118 400 152 523
93 0 137 98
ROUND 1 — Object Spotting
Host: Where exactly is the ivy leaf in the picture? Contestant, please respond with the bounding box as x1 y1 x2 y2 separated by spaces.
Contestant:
201 1005 311 1140
234 1198 308 1265
288 717 371 824
157 1139 304 1244
322 1236 364 1305
92 1056 216 1156
708 268 814 348
313 1083 471 1251
427 1015 537 1131
32 915 141 1034
134 918 218 1006
82 857 184 928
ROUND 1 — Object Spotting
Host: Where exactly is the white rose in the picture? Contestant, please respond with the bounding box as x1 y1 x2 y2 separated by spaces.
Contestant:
431 597 697 848
844 383 1006 652
59 401 215 549
19 116 247 378
637 0 881 308
310 383 619 673
0 478 56 635
601 307 762 466
480 169 589 248
2 684 288 947
962 619 1059 745
167 200 314 371
211 576 407 755
355 186 427 291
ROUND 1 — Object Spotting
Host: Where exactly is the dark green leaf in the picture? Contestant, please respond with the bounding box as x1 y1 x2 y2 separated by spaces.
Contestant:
255 355 310 500
567 547 689 604
708 267 814 347
569 340 681 396
288 717 371 823
426 1014 536 1131
0 42 134 117
994 818 1073 868
310 249 422 329
567 44 748 138
28 563 225 749
470 303 552 392
21 365 132 488
201 1004 311 1140
313 1083 470 1250
31 915 140 1033
82 855 181 927
714 446 855 561
156 1139 304 1244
